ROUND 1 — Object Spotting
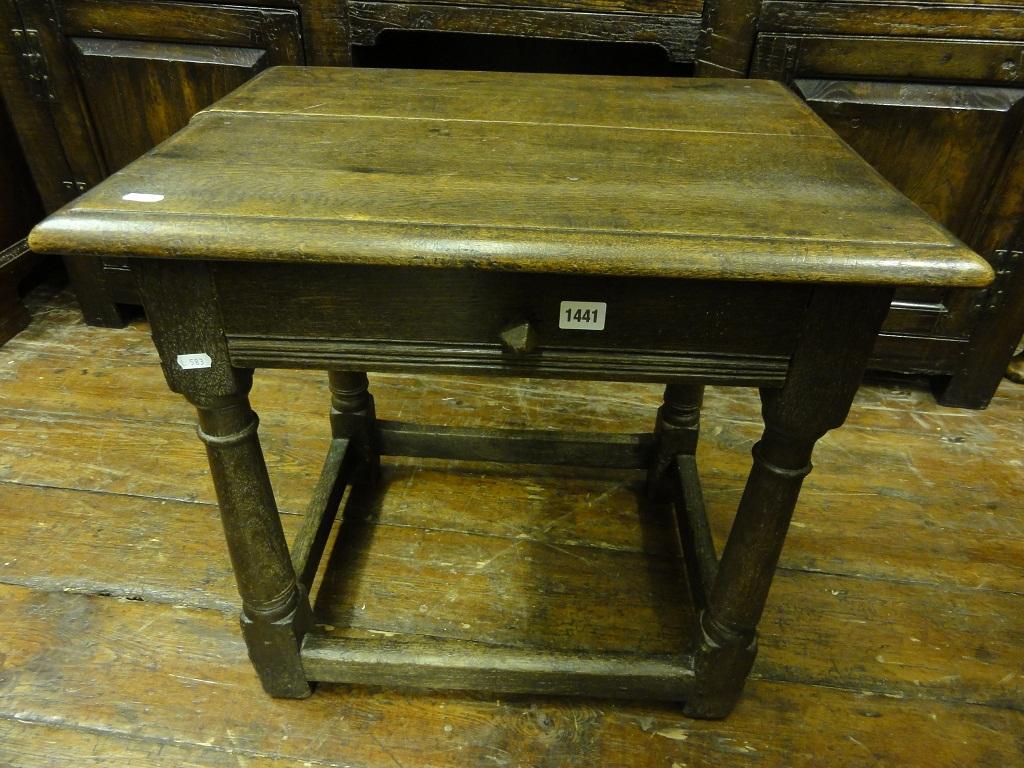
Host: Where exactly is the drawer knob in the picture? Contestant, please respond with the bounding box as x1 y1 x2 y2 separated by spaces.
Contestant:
499 319 538 355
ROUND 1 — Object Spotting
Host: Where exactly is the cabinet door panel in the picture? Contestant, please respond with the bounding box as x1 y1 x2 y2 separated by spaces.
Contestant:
11 0 303 315
753 34 1024 364
22 0 303 183
794 80 1024 246
69 37 268 172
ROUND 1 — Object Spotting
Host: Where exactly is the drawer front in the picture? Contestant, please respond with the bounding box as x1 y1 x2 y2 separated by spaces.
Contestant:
215 264 809 384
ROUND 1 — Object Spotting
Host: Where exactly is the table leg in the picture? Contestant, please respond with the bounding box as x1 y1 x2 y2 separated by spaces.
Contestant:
136 260 314 697
192 371 314 697
647 382 704 498
684 285 892 718
1007 349 1024 384
328 371 379 484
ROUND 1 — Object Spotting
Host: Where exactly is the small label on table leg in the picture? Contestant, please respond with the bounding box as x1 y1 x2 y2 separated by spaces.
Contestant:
176 353 213 370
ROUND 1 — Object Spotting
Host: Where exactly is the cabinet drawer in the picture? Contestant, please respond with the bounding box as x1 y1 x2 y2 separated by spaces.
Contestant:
754 34 1024 83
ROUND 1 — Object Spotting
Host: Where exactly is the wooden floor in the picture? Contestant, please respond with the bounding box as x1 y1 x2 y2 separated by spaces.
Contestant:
1 280 1022 767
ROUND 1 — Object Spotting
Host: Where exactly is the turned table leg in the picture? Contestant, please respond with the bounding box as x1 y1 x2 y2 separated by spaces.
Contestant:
193 372 313 697
647 382 704 497
684 285 893 718
328 370 378 485
137 260 312 697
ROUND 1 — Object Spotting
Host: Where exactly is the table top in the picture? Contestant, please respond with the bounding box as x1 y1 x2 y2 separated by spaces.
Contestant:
30 67 991 288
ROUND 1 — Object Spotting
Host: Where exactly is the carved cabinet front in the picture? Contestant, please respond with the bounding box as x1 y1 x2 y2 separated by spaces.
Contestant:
3 0 304 321
752 27 1024 405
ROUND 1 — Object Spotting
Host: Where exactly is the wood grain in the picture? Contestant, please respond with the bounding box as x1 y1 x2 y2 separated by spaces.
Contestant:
755 34 1024 84
29 67 991 287
353 0 704 15
58 0 304 57
346 2 702 63
694 0 761 77
205 67 824 132
2 471 1020 706
0 718 320 768
0 0 77 213
1 584 1021 767
759 1 1024 40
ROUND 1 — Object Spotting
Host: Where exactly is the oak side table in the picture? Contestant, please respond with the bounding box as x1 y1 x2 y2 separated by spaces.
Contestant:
29 67 992 718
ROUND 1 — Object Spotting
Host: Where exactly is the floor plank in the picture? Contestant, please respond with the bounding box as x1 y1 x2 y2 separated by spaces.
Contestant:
1 444 1020 706
1 391 1020 594
0 718 331 768
1 584 1021 768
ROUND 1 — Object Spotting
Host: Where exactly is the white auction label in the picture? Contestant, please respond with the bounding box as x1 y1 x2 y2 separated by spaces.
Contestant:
559 301 606 331
122 192 164 203
176 353 212 370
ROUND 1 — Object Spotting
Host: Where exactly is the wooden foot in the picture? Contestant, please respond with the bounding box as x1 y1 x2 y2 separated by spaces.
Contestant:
934 250 1024 409
682 613 757 719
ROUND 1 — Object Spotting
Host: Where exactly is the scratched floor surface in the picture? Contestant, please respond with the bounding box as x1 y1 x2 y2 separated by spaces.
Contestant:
0 281 1022 767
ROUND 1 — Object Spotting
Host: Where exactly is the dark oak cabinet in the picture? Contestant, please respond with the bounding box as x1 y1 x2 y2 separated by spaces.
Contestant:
2 0 303 323
30 0 301 178
751 24 1024 406
0 92 43 346
2 0 1023 407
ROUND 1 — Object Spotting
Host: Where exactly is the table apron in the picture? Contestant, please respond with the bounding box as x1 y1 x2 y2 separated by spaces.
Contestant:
213 263 811 385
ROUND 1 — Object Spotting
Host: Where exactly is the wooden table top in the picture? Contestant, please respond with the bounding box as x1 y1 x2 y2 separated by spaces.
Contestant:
30 67 991 288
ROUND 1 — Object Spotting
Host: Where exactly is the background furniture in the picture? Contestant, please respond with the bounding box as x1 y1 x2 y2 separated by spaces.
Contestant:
0 90 43 345
2 0 1023 408
746 0 1024 410
0 240 36 345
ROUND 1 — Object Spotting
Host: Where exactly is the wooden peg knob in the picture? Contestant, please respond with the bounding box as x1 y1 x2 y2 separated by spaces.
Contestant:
499 319 538 355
